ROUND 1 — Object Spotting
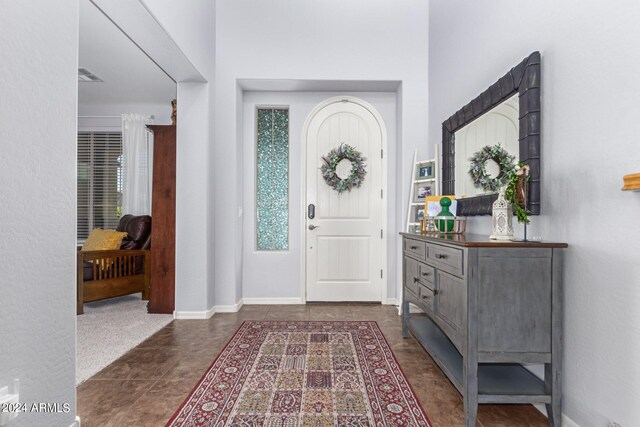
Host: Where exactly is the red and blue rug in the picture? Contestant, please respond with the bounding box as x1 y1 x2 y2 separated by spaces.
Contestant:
167 321 431 426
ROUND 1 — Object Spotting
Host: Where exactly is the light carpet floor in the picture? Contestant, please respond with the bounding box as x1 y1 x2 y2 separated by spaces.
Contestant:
76 293 173 385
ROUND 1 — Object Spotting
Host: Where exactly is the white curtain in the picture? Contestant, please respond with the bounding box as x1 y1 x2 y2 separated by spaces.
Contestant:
121 113 154 216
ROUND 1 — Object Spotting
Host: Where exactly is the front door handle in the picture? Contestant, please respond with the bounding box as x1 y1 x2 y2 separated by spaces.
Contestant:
308 224 319 230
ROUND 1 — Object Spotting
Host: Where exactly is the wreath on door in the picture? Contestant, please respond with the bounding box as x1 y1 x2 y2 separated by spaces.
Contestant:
468 144 516 192
321 143 367 193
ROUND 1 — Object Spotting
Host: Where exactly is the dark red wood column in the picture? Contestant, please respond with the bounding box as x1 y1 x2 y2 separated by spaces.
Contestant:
147 125 175 314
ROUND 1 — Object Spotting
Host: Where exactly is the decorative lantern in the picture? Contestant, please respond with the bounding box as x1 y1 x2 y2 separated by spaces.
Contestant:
490 187 514 240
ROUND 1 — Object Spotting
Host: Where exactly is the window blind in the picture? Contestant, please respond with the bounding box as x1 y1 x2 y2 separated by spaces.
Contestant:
77 132 123 241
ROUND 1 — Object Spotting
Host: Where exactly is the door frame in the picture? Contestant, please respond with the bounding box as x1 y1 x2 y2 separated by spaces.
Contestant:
300 96 388 304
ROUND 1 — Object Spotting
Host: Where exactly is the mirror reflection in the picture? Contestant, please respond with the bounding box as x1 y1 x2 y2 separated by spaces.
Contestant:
76 0 176 384
453 94 518 199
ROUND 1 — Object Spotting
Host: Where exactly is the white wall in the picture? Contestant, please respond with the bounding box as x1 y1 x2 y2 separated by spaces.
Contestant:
0 2 78 426
78 102 173 131
429 1 640 425
242 91 397 301
141 0 214 79
141 1 216 312
216 0 429 306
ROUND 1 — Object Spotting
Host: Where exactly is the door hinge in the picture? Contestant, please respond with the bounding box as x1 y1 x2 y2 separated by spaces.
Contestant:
381 189 383 199
380 269 383 279
381 149 384 159
380 229 383 239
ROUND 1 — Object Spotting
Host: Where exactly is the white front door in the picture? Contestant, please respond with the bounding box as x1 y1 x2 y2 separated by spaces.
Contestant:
304 97 386 302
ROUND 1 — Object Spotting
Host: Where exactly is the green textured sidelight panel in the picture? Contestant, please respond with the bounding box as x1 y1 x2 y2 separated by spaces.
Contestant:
256 108 289 251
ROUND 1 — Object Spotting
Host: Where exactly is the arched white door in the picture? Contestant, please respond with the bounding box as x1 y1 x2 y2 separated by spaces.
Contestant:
303 97 387 302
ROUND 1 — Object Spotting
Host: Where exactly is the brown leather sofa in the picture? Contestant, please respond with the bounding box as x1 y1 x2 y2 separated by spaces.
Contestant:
77 214 152 314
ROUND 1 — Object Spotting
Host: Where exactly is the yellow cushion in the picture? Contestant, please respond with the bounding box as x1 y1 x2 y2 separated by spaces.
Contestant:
81 229 128 251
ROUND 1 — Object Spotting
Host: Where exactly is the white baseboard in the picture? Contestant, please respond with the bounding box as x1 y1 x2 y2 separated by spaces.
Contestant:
174 306 215 320
242 298 395 305
533 404 580 427
174 300 245 317
242 297 303 305
214 300 244 313
562 414 580 427
70 416 81 427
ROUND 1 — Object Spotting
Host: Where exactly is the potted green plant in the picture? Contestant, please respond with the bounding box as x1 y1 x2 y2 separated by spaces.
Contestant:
504 163 530 224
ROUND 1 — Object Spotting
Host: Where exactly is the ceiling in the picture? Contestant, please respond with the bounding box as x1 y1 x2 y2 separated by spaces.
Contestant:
78 0 176 106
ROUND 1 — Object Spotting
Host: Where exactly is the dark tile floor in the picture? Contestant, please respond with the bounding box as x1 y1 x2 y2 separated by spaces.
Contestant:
77 304 549 427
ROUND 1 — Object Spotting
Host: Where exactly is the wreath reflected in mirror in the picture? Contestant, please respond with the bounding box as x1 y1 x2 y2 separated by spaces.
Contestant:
468 144 516 192
321 143 367 193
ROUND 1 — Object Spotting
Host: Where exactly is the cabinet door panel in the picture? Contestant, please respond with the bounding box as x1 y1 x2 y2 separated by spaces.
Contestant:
477 254 552 353
436 271 465 332
404 256 420 296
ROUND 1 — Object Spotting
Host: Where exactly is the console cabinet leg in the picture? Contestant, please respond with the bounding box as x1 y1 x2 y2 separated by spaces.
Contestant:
463 386 478 427
464 358 478 427
545 362 562 427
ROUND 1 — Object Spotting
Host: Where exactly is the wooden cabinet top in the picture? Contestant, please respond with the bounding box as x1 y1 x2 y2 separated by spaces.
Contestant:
146 124 176 133
400 232 568 249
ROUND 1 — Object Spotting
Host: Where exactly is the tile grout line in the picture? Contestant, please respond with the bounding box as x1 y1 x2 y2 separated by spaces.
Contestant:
126 377 163 414
124 330 226 418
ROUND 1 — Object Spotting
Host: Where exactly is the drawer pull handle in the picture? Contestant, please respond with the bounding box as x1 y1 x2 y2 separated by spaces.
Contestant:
422 272 431 276
410 245 418 250
422 294 431 299
435 254 448 260
433 289 439 295
413 277 419 283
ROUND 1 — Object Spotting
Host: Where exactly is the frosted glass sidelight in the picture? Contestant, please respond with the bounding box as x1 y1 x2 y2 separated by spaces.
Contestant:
256 108 289 250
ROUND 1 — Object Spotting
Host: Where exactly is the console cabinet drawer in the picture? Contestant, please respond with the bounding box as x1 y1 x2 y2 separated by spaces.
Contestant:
418 263 435 285
404 238 426 260
417 283 435 312
427 243 464 275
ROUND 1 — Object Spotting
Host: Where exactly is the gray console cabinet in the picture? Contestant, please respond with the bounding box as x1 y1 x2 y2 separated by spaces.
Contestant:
401 233 567 427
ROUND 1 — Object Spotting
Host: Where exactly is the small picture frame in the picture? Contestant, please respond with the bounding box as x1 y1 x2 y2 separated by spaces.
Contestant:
415 161 435 180
413 182 434 203
414 207 425 222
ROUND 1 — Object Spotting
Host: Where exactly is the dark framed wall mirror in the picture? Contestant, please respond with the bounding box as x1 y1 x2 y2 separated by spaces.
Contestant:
442 51 541 216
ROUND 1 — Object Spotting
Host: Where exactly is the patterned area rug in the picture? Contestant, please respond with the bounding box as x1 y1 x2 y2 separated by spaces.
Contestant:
167 321 431 426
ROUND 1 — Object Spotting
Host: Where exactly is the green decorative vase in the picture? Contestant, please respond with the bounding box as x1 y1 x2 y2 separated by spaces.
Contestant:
436 197 455 232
